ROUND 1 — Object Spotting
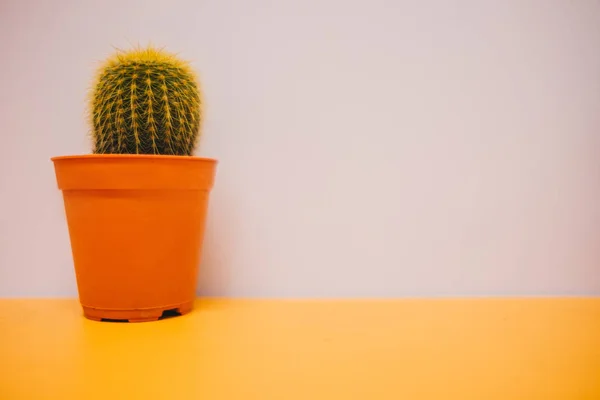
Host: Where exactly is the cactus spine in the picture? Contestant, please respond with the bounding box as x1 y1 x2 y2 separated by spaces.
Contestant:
90 47 202 155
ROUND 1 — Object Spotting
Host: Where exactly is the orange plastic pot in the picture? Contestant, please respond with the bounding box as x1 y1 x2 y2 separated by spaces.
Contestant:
52 154 217 322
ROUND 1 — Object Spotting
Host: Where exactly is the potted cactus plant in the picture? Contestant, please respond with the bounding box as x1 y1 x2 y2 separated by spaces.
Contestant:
52 47 217 322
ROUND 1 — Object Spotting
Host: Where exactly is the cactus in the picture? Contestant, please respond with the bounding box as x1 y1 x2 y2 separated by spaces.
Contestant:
90 47 202 155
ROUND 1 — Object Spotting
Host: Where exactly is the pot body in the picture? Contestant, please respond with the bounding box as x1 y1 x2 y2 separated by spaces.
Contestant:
52 154 217 322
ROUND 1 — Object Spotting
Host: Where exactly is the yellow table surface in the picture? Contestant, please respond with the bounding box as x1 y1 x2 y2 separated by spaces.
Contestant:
1 298 599 399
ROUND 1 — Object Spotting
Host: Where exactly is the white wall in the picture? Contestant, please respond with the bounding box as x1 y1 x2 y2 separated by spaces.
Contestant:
1 0 600 297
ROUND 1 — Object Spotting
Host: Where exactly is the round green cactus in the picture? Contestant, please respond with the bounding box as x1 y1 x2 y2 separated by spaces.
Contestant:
90 47 202 155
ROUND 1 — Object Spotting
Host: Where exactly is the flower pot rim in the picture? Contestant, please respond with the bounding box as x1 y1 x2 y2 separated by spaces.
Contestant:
52 153 218 190
51 154 218 163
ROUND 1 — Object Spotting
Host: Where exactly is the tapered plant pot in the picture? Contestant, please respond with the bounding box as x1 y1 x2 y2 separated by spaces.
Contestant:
52 154 217 322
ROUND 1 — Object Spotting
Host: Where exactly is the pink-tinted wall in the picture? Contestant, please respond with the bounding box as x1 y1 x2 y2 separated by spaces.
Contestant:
1 0 600 297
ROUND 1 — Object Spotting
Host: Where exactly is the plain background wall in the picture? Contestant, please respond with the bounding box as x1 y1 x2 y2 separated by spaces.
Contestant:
1 0 600 297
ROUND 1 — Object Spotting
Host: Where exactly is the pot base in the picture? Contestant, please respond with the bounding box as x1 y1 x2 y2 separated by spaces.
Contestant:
82 301 194 323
